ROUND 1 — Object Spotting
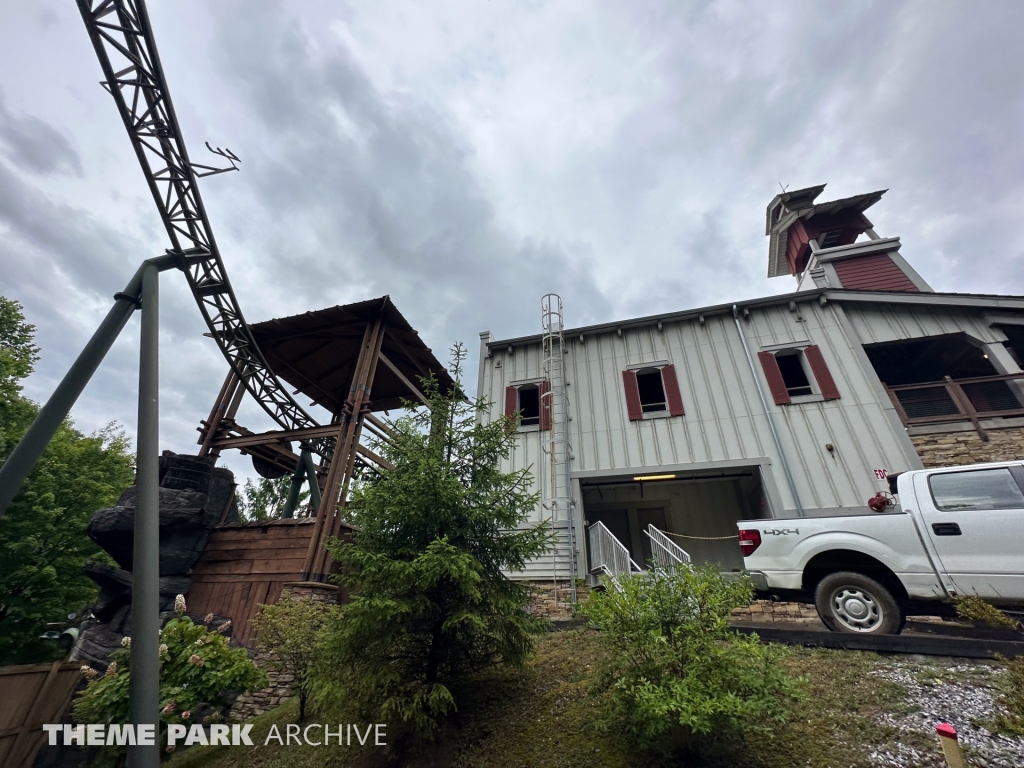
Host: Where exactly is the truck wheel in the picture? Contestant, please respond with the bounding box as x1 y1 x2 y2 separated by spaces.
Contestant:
814 572 904 635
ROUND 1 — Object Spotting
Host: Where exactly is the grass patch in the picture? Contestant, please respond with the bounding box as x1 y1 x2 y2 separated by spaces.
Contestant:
170 630 963 768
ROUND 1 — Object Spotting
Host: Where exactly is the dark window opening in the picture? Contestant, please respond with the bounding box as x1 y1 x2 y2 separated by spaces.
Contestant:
998 326 1024 368
518 385 540 426
775 351 812 396
865 334 996 387
636 368 667 413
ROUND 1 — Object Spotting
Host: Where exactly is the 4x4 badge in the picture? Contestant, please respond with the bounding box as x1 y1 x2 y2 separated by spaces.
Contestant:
764 528 799 536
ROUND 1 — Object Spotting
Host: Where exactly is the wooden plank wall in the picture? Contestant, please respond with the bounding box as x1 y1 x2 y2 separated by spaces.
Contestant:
0 661 82 768
186 519 317 646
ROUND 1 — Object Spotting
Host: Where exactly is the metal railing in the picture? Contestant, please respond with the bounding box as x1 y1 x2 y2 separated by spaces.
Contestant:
645 524 691 570
886 372 1024 440
588 521 640 581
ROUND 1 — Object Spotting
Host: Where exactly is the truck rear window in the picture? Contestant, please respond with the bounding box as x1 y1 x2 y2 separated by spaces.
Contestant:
928 468 1024 511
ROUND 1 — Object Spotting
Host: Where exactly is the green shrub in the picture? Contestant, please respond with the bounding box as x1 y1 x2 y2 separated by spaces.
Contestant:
954 595 1021 630
579 565 802 756
250 593 340 721
74 601 267 762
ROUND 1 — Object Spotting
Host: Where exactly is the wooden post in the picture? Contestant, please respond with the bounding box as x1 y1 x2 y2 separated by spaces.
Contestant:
935 723 967 768
944 376 989 442
198 369 239 457
301 310 387 579
884 385 912 426
312 315 387 578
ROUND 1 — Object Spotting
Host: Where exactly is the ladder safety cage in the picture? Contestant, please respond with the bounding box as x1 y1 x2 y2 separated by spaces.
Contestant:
541 293 577 601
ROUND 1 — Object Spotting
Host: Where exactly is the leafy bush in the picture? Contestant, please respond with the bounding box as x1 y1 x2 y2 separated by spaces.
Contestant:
74 601 266 761
579 565 802 756
312 345 552 736
250 593 340 721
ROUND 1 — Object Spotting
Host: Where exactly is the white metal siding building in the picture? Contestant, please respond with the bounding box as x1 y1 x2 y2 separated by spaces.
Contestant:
476 186 1024 590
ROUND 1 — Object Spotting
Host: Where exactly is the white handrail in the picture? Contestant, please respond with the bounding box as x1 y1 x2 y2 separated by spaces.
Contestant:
588 520 640 580
645 524 691 570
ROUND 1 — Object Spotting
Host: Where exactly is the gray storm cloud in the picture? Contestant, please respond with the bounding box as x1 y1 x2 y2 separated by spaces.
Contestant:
1 0 1022 486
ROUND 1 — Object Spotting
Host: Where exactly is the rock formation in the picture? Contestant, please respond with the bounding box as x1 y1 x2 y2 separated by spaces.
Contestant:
72 451 239 669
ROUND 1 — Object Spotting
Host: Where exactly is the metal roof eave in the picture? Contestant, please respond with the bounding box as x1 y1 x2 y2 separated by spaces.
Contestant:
486 289 1024 350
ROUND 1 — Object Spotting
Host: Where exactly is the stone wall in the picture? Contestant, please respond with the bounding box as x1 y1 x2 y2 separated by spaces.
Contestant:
228 582 339 722
911 425 1024 468
525 581 588 620
731 600 821 625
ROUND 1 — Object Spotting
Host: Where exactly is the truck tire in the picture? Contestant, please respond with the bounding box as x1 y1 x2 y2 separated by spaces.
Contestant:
814 571 904 635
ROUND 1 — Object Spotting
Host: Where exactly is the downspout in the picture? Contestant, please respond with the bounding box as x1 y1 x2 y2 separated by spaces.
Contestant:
731 305 805 517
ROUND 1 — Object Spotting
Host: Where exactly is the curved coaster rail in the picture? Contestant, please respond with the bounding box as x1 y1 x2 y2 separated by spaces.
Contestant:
76 0 319 438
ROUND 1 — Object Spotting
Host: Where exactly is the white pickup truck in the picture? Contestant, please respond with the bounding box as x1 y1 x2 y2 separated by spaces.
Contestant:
737 460 1024 635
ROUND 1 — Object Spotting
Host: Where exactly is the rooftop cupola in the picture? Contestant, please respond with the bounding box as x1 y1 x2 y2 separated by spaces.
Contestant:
765 184 931 293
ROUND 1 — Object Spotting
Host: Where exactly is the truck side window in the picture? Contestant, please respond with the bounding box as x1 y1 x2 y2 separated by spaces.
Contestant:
928 468 1024 511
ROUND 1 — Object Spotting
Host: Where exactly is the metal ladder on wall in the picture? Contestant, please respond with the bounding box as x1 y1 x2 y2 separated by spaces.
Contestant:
541 294 577 603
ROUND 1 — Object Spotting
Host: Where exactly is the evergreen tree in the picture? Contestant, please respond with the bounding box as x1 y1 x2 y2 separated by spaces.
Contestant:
313 343 552 733
0 297 135 664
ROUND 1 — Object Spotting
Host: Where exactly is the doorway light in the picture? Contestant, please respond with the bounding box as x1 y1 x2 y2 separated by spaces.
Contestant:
633 474 677 481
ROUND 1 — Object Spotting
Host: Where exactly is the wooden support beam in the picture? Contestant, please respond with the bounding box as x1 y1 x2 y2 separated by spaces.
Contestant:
306 307 389 579
198 369 239 457
211 423 360 451
378 350 430 407
357 443 393 470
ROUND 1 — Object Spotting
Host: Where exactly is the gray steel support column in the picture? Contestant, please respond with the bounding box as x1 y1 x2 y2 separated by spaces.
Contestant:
0 255 177 519
129 264 160 768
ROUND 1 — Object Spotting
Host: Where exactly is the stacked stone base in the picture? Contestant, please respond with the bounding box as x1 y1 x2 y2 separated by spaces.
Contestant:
228 582 339 722
731 600 821 624
911 423 1024 467
229 648 295 722
525 581 588 620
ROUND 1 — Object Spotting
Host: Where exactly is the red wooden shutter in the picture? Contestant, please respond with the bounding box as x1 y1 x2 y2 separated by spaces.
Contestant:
622 370 643 421
538 380 552 430
803 345 841 400
504 386 518 418
757 352 791 405
661 364 685 416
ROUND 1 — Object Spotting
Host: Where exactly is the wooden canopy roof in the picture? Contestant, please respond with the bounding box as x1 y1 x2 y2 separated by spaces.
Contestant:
249 296 453 415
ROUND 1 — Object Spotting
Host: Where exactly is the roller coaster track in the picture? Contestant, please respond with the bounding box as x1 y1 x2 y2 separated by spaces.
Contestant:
76 0 321 442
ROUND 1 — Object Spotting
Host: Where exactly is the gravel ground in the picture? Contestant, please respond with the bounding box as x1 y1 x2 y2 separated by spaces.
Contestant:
868 660 1024 767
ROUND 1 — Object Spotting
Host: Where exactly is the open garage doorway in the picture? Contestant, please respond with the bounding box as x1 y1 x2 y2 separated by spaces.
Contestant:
581 468 770 574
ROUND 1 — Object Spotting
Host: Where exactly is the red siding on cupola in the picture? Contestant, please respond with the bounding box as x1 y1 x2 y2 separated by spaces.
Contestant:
785 209 872 275
832 253 919 292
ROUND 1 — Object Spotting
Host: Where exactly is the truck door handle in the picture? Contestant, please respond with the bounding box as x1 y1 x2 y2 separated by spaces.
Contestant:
932 522 962 536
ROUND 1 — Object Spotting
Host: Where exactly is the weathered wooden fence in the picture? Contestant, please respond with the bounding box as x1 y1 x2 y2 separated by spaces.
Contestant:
0 660 81 768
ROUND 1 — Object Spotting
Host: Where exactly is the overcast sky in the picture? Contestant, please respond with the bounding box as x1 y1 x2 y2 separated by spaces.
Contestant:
2 0 1023 485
